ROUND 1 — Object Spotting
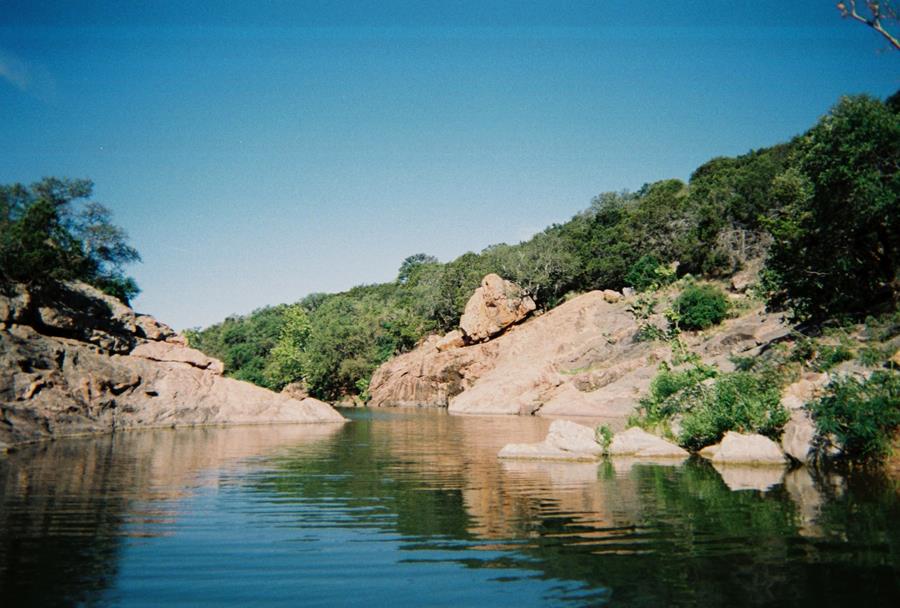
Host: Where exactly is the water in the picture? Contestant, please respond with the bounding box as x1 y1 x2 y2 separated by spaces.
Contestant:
1 409 898 607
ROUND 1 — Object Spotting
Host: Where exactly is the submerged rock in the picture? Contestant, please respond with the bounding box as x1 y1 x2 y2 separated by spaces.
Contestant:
699 432 787 465
607 427 688 458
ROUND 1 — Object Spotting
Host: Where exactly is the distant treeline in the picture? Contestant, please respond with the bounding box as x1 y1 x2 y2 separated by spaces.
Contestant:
187 91 899 400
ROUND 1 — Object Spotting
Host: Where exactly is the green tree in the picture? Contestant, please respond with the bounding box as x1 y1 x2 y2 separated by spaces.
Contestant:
764 94 900 320
0 178 140 303
264 304 311 390
397 253 439 284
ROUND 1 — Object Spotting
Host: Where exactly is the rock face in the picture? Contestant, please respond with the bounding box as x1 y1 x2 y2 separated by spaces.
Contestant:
607 427 688 458
370 281 788 418
0 282 345 447
499 420 603 461
459 274 536 342
781 409 817 463
699 432 787 465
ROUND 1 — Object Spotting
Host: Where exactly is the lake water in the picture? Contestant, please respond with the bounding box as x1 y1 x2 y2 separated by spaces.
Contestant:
1 408 898 607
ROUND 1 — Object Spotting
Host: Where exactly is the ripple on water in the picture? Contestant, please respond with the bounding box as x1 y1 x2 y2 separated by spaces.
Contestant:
1 408 898 607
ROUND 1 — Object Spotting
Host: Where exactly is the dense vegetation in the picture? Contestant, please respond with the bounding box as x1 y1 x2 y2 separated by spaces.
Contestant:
189 91 899 408
0 178 140 303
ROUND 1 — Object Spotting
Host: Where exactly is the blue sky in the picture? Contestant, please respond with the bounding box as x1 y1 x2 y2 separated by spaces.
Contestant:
2 1 898 329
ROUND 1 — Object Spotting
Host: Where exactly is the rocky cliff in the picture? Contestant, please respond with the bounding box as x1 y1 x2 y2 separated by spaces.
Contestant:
0 282 345 449
369 279 788 419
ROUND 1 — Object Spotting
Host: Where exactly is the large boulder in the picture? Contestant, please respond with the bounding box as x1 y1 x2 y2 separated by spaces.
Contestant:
545 420 605 456
131 341 225 374
459 274 536 342
498 420 603 461
781 409 817 463
0 283 345 447
699 432 787 465
607 427 688 458
435 329 466 352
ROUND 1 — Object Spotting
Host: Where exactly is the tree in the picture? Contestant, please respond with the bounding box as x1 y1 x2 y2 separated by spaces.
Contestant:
397 253 439 284
264 304 311 390
764 93 900 320
0 178 141 303
837 1 900 50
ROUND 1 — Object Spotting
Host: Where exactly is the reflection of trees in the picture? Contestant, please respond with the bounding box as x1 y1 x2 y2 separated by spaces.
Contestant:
0 438 127 606
0 424 342 606
258 412 900 607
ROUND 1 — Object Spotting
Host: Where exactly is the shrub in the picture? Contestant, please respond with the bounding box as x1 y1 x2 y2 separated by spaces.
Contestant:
635 361 718 425
625 255 663 291
811 371 900 461
673 284 728 331
678 372 789 450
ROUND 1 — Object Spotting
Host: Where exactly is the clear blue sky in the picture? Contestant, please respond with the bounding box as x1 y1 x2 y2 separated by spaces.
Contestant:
2 1 897 329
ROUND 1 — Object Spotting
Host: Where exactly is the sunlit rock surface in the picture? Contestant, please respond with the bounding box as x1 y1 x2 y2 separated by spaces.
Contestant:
0 282 345 447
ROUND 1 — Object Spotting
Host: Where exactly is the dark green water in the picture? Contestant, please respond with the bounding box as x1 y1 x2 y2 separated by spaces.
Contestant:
1 408 898 607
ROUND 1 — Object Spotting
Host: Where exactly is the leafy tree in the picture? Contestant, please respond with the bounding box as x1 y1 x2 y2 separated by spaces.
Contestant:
764 94 900 320
0 178 140 303
397 253 439 284
264 305 311 390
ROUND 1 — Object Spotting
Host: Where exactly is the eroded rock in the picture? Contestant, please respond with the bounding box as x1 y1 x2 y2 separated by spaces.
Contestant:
0 283 345 447
607 427 688 458
699 432 787 465
498 420 603 461
459 274 536 342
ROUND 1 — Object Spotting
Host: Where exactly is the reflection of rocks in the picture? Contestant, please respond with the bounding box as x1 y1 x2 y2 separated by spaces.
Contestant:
610 456 687 475
500 460 600 486
712 463 785 492
0 423 343 604
783 468 824 536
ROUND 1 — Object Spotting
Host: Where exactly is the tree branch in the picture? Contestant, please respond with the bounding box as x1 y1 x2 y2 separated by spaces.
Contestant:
837 1 900 50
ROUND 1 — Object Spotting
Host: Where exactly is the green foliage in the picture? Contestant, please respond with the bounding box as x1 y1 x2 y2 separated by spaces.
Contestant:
625 255 662 291
595 425 614 452
187 90 899 404
0 178 140 303
634 358 789 451
636 361 719 425
397 253 439 284
811 371 900 461
813 343 854 372
764 94 900 320
263 305 311 390
673 284 728 331
678 372 789 451
858 344 895 368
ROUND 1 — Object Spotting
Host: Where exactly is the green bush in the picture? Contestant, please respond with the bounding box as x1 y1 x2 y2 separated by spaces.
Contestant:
634 361 718 426
625 255 663 292
673 284 728 331
811 371 900 461
678 372 789 451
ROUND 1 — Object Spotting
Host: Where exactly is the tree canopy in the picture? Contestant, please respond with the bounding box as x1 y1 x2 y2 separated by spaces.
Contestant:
0 178 140 303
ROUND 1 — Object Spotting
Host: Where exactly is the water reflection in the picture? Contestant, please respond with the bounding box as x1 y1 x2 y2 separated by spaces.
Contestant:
1 410 898 607
0 425 343 606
